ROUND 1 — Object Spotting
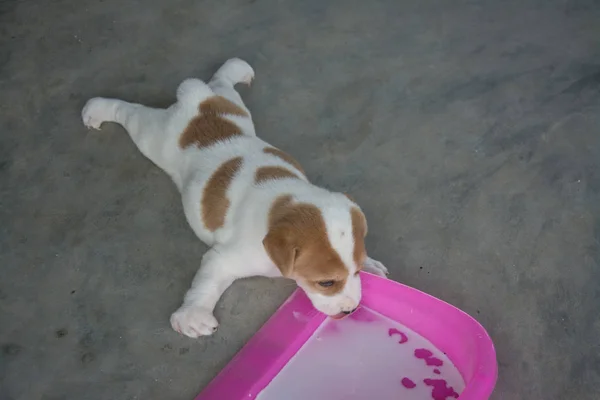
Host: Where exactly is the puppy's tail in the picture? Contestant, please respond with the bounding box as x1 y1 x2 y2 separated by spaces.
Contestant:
176 78 214 106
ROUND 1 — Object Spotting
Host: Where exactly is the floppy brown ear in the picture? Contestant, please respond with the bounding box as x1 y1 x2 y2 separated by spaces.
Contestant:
345 194 368 236
263 224 298 277
351 207 368 238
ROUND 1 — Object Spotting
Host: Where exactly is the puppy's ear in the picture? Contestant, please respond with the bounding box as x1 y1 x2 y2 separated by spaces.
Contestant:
263 224 298 277
351 207 368 238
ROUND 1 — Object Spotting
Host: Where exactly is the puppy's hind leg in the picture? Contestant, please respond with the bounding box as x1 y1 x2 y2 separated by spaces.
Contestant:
176 78 214 109
82 97 170 169
208 58 254 112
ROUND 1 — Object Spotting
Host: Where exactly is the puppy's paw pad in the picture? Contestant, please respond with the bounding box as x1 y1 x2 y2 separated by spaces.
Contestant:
218 58 255 85
81 97 113 130
170 307 219 338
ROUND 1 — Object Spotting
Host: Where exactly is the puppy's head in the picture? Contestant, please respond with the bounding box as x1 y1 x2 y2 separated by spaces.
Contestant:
263 194 367 315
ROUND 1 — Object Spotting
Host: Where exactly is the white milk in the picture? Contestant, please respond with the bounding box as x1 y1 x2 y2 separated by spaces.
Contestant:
256 307 464 400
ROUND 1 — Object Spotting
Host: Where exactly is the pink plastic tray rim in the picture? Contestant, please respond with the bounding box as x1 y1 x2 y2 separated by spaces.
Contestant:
197 272 498 399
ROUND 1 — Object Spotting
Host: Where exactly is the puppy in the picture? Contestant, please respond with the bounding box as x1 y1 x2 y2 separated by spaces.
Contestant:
82 58 388 338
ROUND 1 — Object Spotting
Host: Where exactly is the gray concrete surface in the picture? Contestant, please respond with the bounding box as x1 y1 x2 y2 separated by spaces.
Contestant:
1 0 600 398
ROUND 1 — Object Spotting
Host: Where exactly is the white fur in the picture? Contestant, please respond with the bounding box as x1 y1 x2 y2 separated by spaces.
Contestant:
82 58 388 338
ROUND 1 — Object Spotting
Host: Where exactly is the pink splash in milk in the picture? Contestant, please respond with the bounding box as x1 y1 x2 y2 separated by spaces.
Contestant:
401 377 417 389
414 348 444 367
388 328 408 344
424 378 459 400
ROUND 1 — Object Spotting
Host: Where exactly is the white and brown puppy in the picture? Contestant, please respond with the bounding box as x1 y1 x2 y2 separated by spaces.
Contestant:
82 58 388 338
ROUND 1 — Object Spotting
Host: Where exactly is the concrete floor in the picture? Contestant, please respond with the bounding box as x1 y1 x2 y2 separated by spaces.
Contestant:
1 0 599 399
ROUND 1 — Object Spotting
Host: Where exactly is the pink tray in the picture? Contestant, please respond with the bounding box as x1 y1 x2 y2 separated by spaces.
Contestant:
196 272 497 399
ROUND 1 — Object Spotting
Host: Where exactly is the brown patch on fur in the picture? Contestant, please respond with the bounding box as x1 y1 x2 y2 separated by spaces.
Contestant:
179 116 242 149
350 207 368 270
254 166 300 184
199 96 248 117
179 96 247 149
263 196 348 295
263 147 305 175
201 157 243 231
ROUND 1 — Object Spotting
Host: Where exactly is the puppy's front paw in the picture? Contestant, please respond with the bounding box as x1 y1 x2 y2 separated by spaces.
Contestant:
363 257 389 278
170 306 219 338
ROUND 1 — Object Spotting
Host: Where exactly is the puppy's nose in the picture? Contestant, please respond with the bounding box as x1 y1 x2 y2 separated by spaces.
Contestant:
342 307 358 315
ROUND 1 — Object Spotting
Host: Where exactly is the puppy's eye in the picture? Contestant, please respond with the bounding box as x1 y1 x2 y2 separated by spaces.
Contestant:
318 280 335 287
